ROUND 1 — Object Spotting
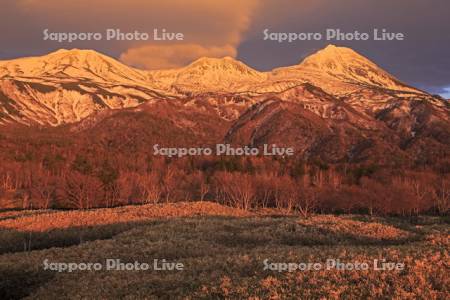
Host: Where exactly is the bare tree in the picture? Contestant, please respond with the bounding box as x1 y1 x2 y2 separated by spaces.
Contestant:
31 175 55 209
214 172 256 210
63 172 103 209
200 181 209 202
433 177 450 215
141 172 162 204
297 185 318 218
162 166 178 203
1 172 14 191
255 173 276 208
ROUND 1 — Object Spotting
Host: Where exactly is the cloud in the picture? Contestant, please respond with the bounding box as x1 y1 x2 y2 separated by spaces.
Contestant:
120 44 237 69
13 0 260 68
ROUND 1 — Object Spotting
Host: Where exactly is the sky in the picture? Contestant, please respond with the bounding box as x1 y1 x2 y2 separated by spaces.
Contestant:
1 0 449 97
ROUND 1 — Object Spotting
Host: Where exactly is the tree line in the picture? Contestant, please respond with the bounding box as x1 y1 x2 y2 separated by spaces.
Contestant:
0 153 448 216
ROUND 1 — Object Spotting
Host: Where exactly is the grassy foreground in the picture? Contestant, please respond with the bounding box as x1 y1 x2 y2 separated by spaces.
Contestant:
0 202 448 299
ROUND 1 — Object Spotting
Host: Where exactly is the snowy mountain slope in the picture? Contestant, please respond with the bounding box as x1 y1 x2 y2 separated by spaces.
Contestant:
0 49 179 125
0 49 149 84
270 45 424 95
148 56 267 94
0 45 445 126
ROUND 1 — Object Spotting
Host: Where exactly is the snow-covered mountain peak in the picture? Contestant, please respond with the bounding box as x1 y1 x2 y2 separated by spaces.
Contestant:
0 48 148 83
158 56 268 93
299 44 379 71
184 56 264 77
271 44 423 94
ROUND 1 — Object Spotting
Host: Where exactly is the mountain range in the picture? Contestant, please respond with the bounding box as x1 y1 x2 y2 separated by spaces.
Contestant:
0 45 448 166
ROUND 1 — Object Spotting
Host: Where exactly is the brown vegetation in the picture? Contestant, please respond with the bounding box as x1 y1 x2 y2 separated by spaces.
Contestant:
0 154 449 216
0 202 251 232
0 124 448 216
0 207 448 299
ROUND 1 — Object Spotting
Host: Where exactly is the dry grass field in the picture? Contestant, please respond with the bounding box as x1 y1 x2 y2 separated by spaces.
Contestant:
0 202 448 299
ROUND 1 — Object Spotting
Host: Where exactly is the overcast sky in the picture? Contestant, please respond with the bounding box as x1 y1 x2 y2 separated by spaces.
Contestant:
1 0 449 97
